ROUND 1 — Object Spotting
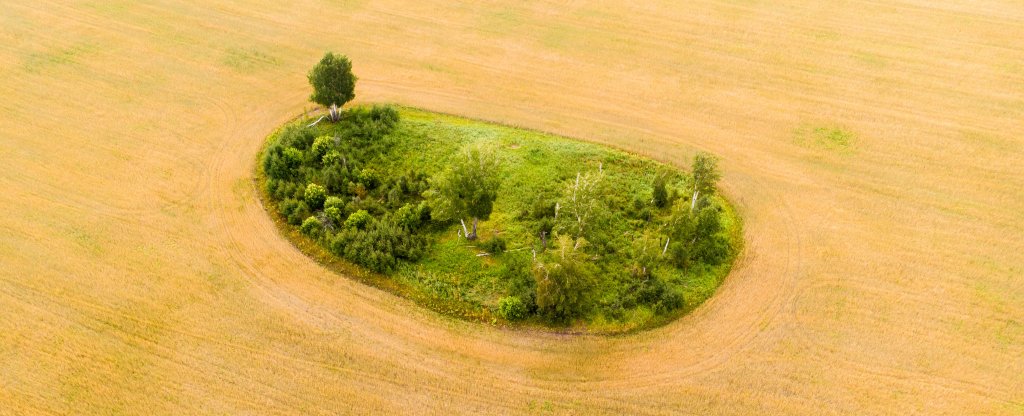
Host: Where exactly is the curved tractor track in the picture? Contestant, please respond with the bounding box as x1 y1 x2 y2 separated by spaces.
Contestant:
1 0 1021 414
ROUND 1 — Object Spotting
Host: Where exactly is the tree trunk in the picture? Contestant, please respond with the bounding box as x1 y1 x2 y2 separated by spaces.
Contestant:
662 237 670 256
329 103 340 122
459 218 470 240
469 217 479 240
690 190 699 212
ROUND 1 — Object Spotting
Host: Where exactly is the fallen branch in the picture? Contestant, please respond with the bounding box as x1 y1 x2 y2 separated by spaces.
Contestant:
306 115 328 128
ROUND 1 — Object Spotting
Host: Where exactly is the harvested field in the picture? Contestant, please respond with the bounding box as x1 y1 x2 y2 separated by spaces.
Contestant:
0 0 1021 414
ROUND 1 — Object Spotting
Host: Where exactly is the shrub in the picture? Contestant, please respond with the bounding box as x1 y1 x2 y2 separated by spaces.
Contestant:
345 209 372 230
277 198 300 217
287 201 311 225
322 150 343 166
329 217 426 273
345 105 400 140
304 183 327 209
278 124 317 150
357 168 379 189
480 237 507 255
324 206 343 226
264 146 303 180
653 176 668 208
636 274 667 305
368 105 400 127
393 204 421 230
629 195 653 221
324 196 345 211
531 198 556 219
321 164 348 194
534 236 597 322
310 135 333 161
657 288 685 313
300 216 322 237
501 253 536 310
497 296 528 321
415 201 432 223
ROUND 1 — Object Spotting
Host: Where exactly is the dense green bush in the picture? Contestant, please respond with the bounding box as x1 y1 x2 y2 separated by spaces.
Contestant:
534 236 598 322
324 196 345 211
323 150 343 166
657 288 685 313
344 209 372 230
300 216 322 237
479 237 507 255
310 135 334 162
304 183 327 209
497 296 528 321
329 217 426 273
653 176 668 208
324 206 343 226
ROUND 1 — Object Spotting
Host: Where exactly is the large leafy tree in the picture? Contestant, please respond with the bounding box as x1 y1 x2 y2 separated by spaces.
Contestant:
689 152 720 211
427 148 502 240
661 152 727 266
533 235 597 321
556 169 605 239
308 52 357 121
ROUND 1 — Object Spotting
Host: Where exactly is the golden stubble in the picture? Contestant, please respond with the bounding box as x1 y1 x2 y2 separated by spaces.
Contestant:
0 0 1021 414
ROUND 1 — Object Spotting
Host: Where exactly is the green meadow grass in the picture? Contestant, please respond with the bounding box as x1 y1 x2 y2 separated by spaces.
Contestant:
259 107 741 333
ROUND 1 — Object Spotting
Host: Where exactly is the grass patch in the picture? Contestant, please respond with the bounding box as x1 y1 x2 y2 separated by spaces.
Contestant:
256 106 741 333
222 47 280 73
794 123 856 153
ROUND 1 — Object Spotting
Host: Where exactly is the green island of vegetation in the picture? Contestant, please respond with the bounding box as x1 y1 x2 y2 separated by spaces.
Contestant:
256 52 742 333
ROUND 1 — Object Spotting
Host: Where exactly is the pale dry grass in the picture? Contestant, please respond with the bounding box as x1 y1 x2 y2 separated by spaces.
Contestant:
0 0 1022 414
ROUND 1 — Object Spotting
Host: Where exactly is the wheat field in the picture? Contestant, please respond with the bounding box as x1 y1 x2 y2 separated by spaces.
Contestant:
1 0 1022 414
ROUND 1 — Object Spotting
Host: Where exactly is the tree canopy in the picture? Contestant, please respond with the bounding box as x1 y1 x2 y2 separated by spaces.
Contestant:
534 235 598 321
308 52 357 109
426 148 502 240
690 152 720 210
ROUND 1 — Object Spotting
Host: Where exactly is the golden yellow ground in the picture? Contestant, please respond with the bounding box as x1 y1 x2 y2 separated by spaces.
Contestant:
1 0 1021 414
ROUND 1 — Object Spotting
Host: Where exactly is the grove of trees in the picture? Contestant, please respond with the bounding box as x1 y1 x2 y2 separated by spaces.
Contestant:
261 53 738 329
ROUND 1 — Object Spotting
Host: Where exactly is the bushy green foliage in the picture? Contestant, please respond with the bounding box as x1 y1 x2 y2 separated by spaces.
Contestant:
346 105 401 140
308 52 356 108
426 148 502 240
393 203 428 230
324 196 345 211
479 236 507 255
330 216 426 273
264 146 303 180
345 209 372 230
310 135 334 162
497 296 528 321
304 183 327 209
324 206 343 226
300 216 322 237
323 150 343 166
357 168 379 189
555 170 605 239
260 105 737 331
689 152 720 209
653 175 668 208
534 235 598 321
